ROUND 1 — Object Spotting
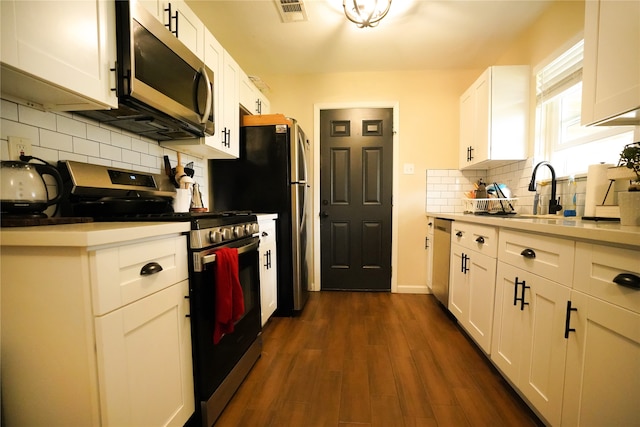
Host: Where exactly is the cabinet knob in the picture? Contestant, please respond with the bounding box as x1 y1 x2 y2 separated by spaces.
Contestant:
520 248 536 259
475 236 485 244
613 273 640 289
140 262 163 276
456 231 463 237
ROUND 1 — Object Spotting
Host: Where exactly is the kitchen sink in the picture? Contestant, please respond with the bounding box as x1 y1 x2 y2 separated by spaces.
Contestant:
509 214 578 220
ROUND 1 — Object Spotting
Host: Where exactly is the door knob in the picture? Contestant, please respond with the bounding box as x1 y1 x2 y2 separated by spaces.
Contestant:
320 211 329 218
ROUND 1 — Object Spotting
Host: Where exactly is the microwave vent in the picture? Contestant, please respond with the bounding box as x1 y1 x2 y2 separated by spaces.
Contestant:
275 0 308 23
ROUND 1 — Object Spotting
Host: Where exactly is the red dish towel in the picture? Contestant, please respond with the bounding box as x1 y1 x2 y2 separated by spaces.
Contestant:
213 247 245 344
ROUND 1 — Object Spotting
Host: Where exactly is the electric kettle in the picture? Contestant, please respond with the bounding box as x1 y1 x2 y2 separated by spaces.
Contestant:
0 157 64 216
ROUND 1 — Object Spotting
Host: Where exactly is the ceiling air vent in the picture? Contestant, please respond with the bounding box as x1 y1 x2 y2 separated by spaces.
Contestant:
274 0 308 23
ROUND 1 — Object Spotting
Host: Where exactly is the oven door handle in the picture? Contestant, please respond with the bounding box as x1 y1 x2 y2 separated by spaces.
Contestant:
194 239 260 272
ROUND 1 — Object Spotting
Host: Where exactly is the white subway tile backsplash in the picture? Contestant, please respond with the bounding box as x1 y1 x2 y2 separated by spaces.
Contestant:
56 115 86 138
131 137 150 154
426 157 588 216
73 137 100 157
40 128 73 152
140 153 157 168
32 145 60 161
18 104 57 130
100 143 122 161
1 99 19 121
110 132 132 150
0 98 210 210
1 118 40 143
148 143 164 157
87 124 111 144
122 149 141 165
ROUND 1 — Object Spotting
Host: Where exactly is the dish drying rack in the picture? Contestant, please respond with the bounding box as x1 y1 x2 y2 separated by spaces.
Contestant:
463 197 518 215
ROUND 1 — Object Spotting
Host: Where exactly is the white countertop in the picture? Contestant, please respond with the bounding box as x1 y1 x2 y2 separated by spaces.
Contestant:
426 212 640 248
0 222 190 248
255 213 278 221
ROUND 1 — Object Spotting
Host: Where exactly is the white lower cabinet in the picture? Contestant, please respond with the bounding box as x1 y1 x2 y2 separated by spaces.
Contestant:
257 214 278 325
492 261 571 426
0 231 194 427
95 279 194 427
491 230 640 426
561 290 640 427
449 222 497 353
560 242 640 426
449 243 496 353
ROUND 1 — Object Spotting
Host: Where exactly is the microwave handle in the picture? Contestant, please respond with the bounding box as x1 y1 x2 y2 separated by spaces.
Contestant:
198 67 212 125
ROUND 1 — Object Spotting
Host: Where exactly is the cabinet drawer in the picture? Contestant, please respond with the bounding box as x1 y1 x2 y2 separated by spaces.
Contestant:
574 242 640 313
452 221 498 258
498 230 575 284
90 235 188 315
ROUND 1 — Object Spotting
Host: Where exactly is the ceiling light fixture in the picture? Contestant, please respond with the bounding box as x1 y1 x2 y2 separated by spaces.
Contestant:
343 0 392 28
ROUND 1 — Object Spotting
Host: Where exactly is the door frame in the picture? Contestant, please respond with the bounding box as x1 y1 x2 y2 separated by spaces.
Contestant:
312 102 400 292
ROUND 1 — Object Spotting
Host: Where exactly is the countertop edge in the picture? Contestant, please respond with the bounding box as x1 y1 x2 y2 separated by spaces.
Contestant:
426 212 640 249
0 222 191 247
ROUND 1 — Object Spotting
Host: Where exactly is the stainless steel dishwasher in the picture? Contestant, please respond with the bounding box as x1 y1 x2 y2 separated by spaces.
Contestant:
432 218 452 307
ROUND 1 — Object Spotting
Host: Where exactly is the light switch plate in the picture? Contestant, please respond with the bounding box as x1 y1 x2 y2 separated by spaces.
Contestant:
403 163 415 174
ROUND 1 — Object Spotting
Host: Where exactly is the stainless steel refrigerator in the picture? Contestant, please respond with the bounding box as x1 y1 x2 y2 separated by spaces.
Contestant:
210 118 311 315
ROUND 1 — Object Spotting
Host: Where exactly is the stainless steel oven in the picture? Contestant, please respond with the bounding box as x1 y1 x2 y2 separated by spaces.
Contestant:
189 225 262 427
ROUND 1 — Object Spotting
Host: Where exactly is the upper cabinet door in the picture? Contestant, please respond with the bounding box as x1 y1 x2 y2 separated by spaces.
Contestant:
0 0 118 110
240 72 271 115
221 51 241 158
459 66 529 170
164 0 204 58
140 0 204 58
581 0 640 126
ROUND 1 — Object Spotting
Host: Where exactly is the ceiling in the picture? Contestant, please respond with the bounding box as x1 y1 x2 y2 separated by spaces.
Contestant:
186 0 555 79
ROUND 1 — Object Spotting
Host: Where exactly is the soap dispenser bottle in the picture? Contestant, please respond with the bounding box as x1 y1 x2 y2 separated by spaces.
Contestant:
563 175 577 217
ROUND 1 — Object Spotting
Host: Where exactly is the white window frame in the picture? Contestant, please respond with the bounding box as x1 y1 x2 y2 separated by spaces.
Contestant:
534 38 635 177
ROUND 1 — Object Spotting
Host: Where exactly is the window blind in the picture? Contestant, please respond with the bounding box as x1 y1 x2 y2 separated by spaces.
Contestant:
536 40 584 103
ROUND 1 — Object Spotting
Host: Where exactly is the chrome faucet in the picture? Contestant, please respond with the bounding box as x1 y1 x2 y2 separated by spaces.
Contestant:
528 161 562 214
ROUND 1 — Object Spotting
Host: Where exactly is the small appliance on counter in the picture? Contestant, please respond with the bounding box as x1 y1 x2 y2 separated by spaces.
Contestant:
0 156 76 227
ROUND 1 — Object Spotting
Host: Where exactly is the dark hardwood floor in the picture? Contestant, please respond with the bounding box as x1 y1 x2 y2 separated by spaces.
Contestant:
214 291 544 426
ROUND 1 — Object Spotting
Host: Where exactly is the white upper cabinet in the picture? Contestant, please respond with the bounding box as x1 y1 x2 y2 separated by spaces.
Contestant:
138 0 204 57
240 71 270 115
219 50 241 158
459 66 530 170
0 0 118 110
581 0 640 126
204 30 239 158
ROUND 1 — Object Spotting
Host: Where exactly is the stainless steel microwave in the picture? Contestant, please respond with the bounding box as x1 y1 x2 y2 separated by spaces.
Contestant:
79 0 214 141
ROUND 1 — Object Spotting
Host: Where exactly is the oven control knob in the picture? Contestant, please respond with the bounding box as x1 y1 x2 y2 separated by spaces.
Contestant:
209 230 223 244
221 228 233 240
245 223 258 234
233 226 245 238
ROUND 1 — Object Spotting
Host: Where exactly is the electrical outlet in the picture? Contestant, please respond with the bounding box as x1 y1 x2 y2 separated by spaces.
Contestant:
8 136 32 160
